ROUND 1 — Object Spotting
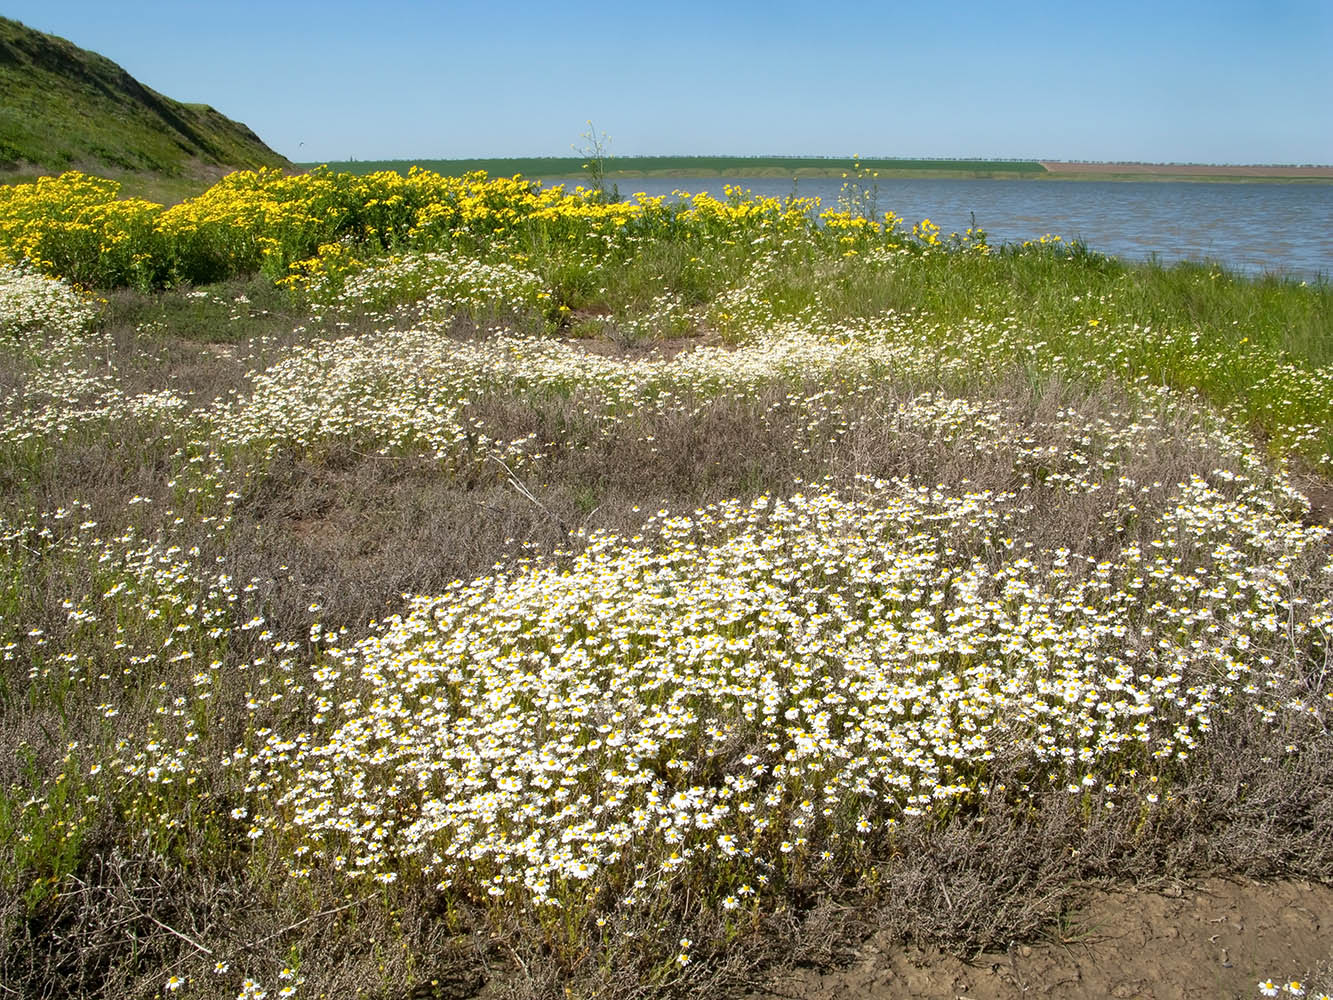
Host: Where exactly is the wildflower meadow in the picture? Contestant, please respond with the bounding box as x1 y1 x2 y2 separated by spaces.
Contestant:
1 167 1330 999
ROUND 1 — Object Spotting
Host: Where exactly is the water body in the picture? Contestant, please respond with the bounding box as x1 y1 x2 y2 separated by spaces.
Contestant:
584 177 1333 279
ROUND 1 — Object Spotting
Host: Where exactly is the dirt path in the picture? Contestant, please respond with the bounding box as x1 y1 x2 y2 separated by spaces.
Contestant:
749 879 1332 1000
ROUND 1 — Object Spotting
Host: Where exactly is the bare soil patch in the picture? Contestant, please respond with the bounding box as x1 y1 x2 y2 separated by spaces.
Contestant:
1296 476 1333 527
749 878 1332 1000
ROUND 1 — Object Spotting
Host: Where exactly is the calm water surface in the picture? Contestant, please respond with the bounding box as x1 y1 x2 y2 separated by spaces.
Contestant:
595 177 1333 279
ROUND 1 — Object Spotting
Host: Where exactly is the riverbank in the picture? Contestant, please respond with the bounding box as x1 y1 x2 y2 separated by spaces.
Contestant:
1041 161 1333 182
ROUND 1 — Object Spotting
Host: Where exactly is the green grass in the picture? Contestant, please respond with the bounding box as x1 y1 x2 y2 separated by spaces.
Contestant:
763 246 1332 369
463 212 1331 466
569 235 1333 462
305 155 1048 180
100 273 303 344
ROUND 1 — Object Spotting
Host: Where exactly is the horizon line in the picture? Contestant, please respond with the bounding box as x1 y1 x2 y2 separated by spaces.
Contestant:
294 154 1333 169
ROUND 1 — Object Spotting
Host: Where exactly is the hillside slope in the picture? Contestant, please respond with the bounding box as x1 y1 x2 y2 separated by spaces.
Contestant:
0 16 289 176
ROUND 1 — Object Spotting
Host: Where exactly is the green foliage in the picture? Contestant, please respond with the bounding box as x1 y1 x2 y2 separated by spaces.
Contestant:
100 273 299 344
309 155 1049 179
0 746 94 911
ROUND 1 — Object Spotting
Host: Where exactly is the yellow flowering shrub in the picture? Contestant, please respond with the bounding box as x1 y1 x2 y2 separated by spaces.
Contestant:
0 167 964 292
0 172 166 287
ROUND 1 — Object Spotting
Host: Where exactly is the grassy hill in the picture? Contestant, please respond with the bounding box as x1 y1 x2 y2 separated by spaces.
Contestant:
0 16 289 180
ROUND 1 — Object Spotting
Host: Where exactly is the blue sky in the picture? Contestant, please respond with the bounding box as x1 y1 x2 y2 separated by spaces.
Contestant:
7 1 1332 164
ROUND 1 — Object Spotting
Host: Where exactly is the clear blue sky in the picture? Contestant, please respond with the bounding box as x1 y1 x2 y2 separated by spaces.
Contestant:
6 0 1332 164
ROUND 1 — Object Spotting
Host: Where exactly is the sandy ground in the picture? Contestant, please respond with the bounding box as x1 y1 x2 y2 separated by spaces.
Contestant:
1040 162 1333 179
745 879 1332 1000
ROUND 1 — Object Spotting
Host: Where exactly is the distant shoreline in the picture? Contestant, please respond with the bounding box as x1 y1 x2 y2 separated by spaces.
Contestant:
1039 161 1333 182
299 157 1333 184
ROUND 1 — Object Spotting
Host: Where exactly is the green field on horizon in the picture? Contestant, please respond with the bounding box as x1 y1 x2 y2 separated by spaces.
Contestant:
300 155 1048 179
